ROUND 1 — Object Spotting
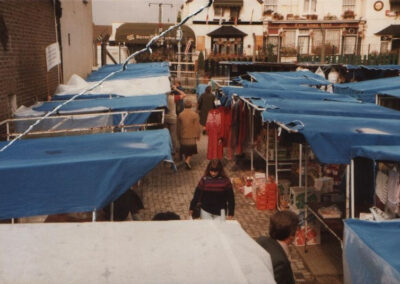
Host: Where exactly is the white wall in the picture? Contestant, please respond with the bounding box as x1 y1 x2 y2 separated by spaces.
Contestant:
60 0 94 82
182 0 264 56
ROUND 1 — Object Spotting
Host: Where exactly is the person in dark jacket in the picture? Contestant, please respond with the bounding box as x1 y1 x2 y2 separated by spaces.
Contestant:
189 159 235 220
256 210 299 284
197 85 215 132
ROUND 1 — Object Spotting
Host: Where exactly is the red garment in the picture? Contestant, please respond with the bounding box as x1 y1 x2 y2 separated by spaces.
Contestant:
206 109 224 160
236 101 248 155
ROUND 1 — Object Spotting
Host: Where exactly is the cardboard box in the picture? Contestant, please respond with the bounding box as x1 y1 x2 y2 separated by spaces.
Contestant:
289 187 319 210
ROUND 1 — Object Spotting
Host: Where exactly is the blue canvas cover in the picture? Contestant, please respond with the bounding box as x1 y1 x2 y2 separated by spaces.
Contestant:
377 88 400 99
196 84 208 98
247 71 330 86
14 95 166 132
221 86 358 103
259 99 400 119
86 62 170 82
345 64 400 71
262 112 400 164
350 145 400 162
334 77 400 103
0 129 173 219
343 219 400 284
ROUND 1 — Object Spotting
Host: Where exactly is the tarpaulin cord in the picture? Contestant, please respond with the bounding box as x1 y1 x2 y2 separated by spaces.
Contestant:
0 0 214 153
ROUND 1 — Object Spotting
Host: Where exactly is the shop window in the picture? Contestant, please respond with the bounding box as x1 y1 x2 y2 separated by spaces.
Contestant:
214 7 223 17
343 36 356 54
303 0 317 13
392 38 400 51
230 8 240 21
342 0 355 12
390 0 400 12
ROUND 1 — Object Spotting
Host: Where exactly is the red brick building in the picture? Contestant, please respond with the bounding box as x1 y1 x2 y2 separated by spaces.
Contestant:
0 0 59 122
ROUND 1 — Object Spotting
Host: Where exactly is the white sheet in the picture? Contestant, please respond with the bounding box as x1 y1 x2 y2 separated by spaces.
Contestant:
54 74 171 97
0 220 275 284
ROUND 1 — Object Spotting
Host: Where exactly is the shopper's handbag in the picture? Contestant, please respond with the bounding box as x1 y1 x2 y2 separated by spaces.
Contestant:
191 189 204 219
192 202 201 219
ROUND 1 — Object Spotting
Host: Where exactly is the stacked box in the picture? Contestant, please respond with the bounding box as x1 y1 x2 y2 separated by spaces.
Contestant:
294 211 321 246
289 186 319 211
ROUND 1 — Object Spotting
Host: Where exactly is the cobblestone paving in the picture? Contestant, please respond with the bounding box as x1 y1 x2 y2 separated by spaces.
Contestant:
136 95 316 283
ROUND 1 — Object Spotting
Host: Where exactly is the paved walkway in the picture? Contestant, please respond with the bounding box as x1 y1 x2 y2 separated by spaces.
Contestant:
136 95 316 283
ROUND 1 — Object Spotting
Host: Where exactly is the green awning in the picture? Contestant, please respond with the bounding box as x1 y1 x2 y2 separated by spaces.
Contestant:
213 0 243 8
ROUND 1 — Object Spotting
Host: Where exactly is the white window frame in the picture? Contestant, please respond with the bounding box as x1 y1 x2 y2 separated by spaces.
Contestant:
342 0 355 12
303 0 317 14
264 0 278 12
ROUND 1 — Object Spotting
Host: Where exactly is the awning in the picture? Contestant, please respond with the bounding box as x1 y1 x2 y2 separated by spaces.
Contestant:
115 23 195 44
375 24 400 37
351 145 400 161
207 26 247 37
213 0 243 8
0 129 173 219
344 219 400 284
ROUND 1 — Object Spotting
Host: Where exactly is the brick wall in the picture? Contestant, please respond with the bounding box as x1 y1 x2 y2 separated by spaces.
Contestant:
0 0 59 122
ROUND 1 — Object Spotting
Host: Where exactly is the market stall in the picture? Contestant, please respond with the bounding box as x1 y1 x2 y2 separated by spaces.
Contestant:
6 95 167 139
0 129 173 220
343 219 400 284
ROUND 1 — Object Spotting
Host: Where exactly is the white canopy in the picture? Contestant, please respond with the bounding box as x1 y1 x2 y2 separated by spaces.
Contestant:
0 220 275 284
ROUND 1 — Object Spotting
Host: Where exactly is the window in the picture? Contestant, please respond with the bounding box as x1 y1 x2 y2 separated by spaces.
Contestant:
343 36 356 54
325 30 340 54
214 7 223 17
303 0 316 13
266 36 279 55
264 0 278 12
380 41 389 53
230 8 239 21
298 36 310 54
342 0 355 12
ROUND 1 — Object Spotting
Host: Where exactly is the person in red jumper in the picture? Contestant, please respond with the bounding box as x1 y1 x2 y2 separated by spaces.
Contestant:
189 159 235 220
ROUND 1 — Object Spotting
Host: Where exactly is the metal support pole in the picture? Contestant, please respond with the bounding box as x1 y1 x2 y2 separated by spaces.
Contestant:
266 123 269 178
177 27 182 79
346 164 350 219
110 202 114 221
274 127 278 183
351 159 355 218
304 145 309 253
250 108 255 172
92 210 97 222
299 144 303 186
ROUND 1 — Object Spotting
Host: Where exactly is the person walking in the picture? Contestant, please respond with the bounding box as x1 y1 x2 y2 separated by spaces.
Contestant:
256 210 299 284
165 91 179 157
189 159 235 220
198 85 215 133
177 99 201 169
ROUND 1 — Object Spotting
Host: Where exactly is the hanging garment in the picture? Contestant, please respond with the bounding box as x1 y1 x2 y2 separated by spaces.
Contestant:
236 101 248 155
206 109 223 160
386 168 400 214
375 170 389 204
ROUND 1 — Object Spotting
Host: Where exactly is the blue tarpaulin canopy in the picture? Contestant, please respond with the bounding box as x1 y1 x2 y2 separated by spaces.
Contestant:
86 62 170 82
0 129 173 219
262 112 400 164
345 64 400 71
258 98 400 119
221 86 358 103
343 219 400 284
377 88 400 99
334 77 400 103
247 71 330 86
350 145 400 162
14 95 167 132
